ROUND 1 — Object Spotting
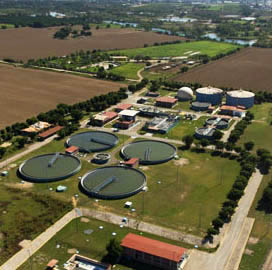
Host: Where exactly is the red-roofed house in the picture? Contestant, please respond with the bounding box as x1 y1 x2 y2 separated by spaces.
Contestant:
93 111 118 126
115 104 133 112
121 233 188 270
65 146 79 155
220 105 246 117
124 158 139 168
38 126 63 140
155 97 178 108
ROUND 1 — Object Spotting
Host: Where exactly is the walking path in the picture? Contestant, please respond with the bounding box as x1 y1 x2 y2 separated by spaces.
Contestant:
0 135 57 169
184 169 263 270
80 208 203 246
222 120 238 142
0 209 79 270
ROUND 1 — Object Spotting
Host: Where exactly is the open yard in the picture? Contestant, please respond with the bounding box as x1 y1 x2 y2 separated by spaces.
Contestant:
0 64 123 129
109 41 239 58
18 217 186 270
110 63 145 80
92 150 240 236
0 27 183 61
174 48 272 92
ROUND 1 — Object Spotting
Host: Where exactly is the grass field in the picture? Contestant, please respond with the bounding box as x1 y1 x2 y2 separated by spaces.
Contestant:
155 116 208 141
18 217 188 270
0 23 14 29
91 150 240 236
239 173 272 270
109 41 239 59
238 103 272 152
110 63 145 80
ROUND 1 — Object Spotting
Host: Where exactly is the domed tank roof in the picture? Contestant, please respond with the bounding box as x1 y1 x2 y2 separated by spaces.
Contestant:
177 87 194 100
227 89 255 98
196 86 223 95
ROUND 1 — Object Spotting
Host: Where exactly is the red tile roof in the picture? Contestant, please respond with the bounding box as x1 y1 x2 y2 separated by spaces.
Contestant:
66 145 79 153
104 111 118 119
124 158 139 165
116 104 132 110
156 97 178 104
121 233 186 262
220 105 245 112
38 126 63 138
47 259 59 268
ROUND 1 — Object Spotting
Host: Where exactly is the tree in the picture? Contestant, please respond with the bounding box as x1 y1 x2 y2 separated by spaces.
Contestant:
244 141 254 151
200 138 209 148
212 217 224 229
182 135 194 149
105 239 123 264
213 130 223 141
71 109 83 121
82 24 90 30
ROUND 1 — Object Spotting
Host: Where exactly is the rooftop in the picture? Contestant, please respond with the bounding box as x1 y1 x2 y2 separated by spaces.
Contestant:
66 145 79 153
124 158 139 165
220 105 246 112
156 96 178 104
119 109 139 117
116 104 133 110
38 126 63 138
121 233 186 262
227 90 255 98
196 86 223 95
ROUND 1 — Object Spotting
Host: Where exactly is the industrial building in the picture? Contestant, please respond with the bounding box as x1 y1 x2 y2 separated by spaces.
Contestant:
115 109 139 129
220 105 246 117
93 111 118 126
177 87 194 101
144 115 180 134
121 233 188 270
196 86 223 105
226 90 255 109
115 103 133 112
195 127 216 139
155 96 178 108
138 106 169 118
38 126 63 140
21 121 51 134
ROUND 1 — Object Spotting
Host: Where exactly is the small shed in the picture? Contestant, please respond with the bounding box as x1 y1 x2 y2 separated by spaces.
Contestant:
124 158 139 168
65 145 79 155
155 97 178 108
46 259 59 269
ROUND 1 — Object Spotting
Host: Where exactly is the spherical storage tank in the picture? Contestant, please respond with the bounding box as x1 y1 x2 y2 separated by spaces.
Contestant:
196 86 223 105
226 90 255 109
177 87 194 101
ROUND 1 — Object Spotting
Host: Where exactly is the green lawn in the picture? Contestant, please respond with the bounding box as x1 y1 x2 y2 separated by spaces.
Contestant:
110 63 145 80
0 23 14 29
155 116 208 141
249 103 272 124
90 150 240 236
109 41 240 59
239 173 272 270
18 217 188 270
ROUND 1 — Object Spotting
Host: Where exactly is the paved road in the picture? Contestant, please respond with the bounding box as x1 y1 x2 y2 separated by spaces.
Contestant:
222 120 238 142
184 169 263 270
0 209 79 270
0 135 57 169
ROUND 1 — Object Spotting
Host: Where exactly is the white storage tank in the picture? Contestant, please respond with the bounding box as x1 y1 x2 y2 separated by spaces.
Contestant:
196 86 223 105
226 90 255 109
177 87 194 101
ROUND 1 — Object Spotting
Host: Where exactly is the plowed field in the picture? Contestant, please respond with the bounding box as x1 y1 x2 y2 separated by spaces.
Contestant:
174 48 272 92
0 64 123 128
0 27 183 61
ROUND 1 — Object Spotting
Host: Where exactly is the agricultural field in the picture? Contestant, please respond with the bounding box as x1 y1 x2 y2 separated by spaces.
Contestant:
110 63 145 80
174 48 272 92
18 217 185 270
0 27 183 61
0 64 123 129
109 41 239 58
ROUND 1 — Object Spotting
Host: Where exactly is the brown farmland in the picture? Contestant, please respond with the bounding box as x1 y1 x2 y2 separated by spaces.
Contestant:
174 48 272 92
0 27 183 61
0 64 124 129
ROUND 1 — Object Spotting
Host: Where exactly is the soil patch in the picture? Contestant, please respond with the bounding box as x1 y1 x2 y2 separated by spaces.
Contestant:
67 248 77 254
5 182 34 189
0 27 183 61
19 239 31 248
174 48 272 92
174 158 189 166
248 237 259 244
0 63 123 129
244 248 254 255
80 217 90 223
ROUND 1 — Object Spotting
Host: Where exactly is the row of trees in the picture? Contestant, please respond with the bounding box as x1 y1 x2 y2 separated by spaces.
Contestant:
228 112 254 144
207 143 257 240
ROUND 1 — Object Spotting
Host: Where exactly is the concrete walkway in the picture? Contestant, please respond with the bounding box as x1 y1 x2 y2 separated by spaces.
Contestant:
184 169 263 270
0 209 79 270
0 135 57 169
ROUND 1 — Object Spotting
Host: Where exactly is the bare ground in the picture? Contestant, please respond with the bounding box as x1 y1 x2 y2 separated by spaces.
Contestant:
0 27 183 61
174 48 272 92
0 63 123 128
